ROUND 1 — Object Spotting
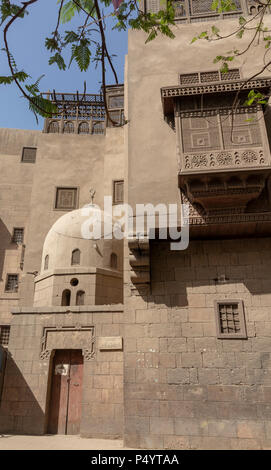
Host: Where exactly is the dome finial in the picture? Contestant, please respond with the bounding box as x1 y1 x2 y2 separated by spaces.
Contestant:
89 187 96 205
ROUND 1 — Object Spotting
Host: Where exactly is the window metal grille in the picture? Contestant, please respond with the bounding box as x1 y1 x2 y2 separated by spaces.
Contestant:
5 275 18 293
55 188 78 210
12 228 24 244
21 147 37 163
215 300 247 339
113 180 124 204
0 326 10 346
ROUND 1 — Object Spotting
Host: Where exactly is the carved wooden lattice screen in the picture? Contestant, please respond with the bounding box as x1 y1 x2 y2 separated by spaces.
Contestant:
180 107 261 153
180 69 241 86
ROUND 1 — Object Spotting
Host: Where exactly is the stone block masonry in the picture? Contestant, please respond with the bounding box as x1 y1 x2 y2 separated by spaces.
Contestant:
124 238 271 450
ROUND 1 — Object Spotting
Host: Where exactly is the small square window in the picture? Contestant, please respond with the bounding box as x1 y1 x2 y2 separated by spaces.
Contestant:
12 228 24 244
5 274 19 293
21 147 37 163
113 180 124 204
55 188 78 210
0 326 10 346
215 300 247 339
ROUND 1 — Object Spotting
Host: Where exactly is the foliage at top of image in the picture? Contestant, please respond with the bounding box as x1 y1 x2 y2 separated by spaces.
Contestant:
0 0 271 121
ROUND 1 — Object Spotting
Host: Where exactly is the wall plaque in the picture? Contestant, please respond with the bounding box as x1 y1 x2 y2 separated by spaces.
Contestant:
98 337 123 351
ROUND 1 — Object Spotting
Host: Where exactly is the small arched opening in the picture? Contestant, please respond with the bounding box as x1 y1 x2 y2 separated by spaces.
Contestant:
61 289 71 306
63 121 74 134
76 290 85 306
48 121 59 133
71 249 81 266
44 255 49 270
78 122 89 134
110 252 118 269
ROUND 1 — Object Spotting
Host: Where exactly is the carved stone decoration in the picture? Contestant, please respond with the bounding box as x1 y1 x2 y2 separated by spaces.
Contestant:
216 152 233 166
181 148 266 173
191 155 208 168
40 326 95 361
242 150 257 164
83 347 96 361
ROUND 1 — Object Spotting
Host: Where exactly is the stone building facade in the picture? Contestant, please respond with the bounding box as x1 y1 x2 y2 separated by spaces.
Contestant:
1 0 271 449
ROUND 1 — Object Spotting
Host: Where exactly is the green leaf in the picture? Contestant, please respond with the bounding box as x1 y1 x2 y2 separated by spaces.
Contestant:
25 74 45 95
1 1 29 25
49 53 66 70
28 95 58 123
0 70 29 85
45 37 60 52
70 39 91 71
145 29 158 43
64 31 80 44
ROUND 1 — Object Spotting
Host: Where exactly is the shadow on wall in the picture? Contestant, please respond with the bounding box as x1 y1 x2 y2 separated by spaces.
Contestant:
0 219 18 282
148 238 271 308
0 352 44 435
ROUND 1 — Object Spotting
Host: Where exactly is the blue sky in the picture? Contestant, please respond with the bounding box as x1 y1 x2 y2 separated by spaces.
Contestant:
0 1 128 130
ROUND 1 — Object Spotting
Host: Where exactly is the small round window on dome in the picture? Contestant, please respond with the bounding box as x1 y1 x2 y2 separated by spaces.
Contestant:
70 278 79 286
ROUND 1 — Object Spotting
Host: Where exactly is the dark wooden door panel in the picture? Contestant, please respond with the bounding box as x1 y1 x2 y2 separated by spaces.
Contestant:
47 350 83 435
67 350 83 435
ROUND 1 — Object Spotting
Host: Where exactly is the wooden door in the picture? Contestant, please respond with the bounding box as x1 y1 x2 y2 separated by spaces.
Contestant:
47 350 83 435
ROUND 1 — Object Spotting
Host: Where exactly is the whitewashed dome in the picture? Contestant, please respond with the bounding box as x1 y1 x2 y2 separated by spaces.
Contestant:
41 204 122 273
